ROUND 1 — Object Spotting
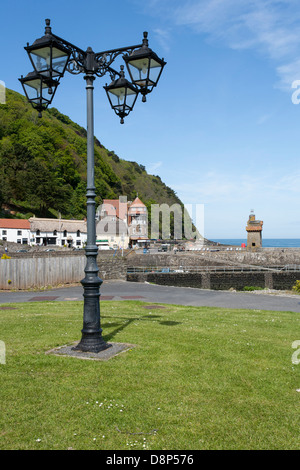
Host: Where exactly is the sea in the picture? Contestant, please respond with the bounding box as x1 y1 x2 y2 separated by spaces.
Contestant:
210 239 300 248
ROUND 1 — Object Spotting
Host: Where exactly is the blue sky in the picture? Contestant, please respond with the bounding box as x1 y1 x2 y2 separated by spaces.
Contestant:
1 0 300 239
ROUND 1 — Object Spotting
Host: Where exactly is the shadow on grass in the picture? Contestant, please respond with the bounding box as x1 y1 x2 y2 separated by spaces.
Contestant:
102 314 181 342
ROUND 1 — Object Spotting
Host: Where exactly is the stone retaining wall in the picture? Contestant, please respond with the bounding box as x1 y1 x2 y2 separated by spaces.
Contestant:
97 253 127 280
2 248 300 290
126 248 300 268
127 271 300 291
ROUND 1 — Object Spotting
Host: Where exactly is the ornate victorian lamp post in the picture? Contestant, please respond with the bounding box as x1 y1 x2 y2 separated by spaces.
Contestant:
20 19 166 353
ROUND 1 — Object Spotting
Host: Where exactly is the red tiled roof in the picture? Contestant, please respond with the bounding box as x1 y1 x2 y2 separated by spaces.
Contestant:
0 219 30 229
246 225 262 232
102 199 127 220
129 197 146 208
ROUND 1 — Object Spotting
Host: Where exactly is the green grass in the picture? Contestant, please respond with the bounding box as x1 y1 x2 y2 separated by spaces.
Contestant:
0 300 300 450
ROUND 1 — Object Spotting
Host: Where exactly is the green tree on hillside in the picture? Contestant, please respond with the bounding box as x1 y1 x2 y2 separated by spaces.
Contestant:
0 88 192 236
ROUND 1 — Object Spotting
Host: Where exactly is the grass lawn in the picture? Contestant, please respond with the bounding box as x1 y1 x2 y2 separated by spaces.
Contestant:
0 299 300 450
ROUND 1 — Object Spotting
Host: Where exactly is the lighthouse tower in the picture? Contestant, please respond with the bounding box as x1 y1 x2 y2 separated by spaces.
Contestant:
246 210 263 250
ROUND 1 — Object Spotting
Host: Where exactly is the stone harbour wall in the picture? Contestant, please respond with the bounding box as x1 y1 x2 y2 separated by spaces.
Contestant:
97 253 127 280
127 271 300 291
126 248 300 268
2 247 300 290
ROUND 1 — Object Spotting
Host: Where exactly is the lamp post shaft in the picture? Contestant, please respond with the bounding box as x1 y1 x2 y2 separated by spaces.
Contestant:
86 74 96 248
73 74 110 353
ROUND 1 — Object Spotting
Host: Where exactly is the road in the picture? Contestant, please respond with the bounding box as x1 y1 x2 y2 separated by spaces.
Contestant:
1 280 300 312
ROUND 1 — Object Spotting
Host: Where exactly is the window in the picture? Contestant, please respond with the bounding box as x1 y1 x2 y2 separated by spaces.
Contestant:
53 230 57 236
2 230 6 235
77 230 80 237
2 237 7 241
17 239 21 244
63 230 67 237
17 230 22 236
36 230 40 236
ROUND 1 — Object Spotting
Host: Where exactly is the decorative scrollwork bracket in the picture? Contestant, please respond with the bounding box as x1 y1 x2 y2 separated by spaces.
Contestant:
52 31 142 80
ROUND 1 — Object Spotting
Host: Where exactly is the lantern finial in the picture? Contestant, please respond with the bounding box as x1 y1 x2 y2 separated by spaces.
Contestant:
45 19 51 35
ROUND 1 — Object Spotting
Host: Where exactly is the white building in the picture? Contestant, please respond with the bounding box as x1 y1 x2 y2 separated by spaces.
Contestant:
97 196 149 249
0 217 87 248
0 219 31 245
96 198 129 249
29 217 87 247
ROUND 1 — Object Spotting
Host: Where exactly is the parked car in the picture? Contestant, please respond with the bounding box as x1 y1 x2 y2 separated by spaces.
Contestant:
158 244 168 252
16 249 28 253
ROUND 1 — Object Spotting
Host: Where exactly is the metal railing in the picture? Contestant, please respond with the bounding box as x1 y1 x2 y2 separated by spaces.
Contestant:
127 265 300 274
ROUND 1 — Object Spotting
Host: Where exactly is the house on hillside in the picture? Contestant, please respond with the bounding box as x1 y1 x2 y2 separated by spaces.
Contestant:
29 217 87 248
0 219 31 245
96 197 129 249
0 197 149 249
96 196 149 248
127 197 149 248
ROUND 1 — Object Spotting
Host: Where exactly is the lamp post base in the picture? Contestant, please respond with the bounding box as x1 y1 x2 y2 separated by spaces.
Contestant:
72 252 112 354
72 333 111 353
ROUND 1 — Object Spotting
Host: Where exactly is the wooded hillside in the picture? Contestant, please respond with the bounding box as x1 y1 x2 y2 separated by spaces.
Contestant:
0 89 183 228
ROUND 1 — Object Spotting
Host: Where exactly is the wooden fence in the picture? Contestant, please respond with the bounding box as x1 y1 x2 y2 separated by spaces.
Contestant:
0 256 86 290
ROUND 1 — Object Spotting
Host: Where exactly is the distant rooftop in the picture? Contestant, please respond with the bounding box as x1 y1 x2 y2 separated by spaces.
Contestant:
0 219 30 229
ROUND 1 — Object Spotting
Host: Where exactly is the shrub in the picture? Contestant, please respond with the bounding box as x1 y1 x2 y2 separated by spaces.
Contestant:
292 280 300 293
243 286 264 291
1 253 11 259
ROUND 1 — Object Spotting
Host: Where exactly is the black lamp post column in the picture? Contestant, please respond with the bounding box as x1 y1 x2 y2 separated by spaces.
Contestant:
74 72 110 353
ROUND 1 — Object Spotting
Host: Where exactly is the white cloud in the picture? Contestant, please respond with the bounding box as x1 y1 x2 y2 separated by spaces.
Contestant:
169 167 300 236
256 113 272 125
152 0 300 90
270 171 300 194
172 168 300 204
147 161 163 174
153 28 172 53
276 59 300 91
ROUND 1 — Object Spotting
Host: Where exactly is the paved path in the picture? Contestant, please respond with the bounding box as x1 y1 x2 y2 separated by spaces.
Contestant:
1 280 300 312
